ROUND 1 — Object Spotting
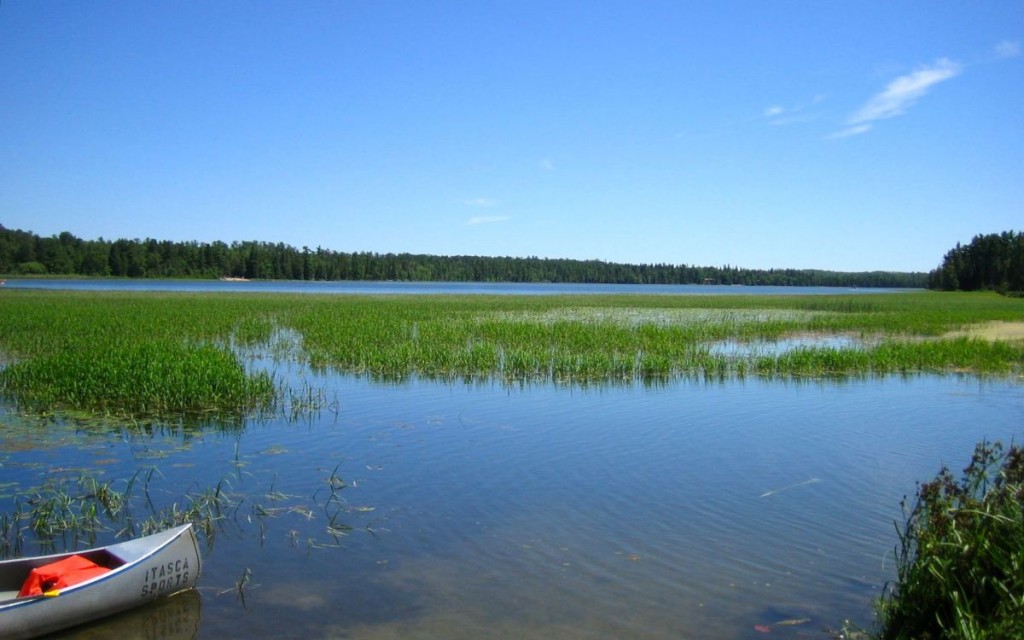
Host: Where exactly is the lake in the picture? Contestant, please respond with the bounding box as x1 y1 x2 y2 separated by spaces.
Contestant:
2 371 1021 639
0 278 917 297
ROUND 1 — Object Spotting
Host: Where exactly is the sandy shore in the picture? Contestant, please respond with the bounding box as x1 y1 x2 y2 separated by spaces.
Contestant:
946 321 1024 342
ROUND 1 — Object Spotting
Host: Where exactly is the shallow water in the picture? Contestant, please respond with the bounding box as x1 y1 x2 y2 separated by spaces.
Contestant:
709 334 863 356
2 374 1022 639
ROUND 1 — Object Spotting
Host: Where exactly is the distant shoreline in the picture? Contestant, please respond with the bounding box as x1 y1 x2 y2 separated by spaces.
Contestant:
0 227 930 289
0 273 923 288
0 278 926 298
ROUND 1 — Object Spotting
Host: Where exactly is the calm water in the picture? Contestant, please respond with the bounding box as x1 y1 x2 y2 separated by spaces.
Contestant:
2 372 1021 639
1 278 917 296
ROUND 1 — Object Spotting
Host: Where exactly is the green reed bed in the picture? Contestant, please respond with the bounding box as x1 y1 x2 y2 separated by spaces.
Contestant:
0 292 281 419
1 341 274 416
1 290 1022 413
756 338 1023 378
284 293 1023 382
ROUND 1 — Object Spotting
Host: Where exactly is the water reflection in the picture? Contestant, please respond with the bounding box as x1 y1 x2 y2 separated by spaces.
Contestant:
50 589 200 640
709 334 863 357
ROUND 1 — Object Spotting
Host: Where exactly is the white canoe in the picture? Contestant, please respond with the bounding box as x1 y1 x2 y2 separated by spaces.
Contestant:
0 524 201 640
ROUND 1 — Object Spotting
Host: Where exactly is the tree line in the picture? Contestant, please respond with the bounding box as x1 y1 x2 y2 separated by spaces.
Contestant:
927 231 1023 293
0 225 928 288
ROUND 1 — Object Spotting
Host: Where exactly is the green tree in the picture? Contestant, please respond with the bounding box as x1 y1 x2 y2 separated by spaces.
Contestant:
929 231 1023 293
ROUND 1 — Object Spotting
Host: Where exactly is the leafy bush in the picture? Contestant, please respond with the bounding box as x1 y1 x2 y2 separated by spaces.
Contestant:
16 261 47 275
878 440 1024 639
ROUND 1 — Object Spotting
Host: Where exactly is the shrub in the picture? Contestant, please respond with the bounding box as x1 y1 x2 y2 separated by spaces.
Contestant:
16 261 47 275
878 440 1024 639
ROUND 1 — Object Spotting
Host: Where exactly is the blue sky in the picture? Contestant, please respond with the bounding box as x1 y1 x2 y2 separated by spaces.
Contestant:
2 2 1021 272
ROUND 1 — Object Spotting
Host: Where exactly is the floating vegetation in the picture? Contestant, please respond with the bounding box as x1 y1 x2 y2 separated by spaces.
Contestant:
0 460 367 558
0 467 242 558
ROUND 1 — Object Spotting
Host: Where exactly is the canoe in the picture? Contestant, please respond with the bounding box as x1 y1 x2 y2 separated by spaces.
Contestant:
0 524 201 640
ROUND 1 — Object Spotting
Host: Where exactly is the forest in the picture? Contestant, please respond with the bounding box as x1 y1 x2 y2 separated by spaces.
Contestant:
927 231 1024 293
0 225 928 288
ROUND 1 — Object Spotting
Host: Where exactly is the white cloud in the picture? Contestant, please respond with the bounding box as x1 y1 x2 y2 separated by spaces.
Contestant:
828 123 873 139
463 197 497 208
829 42 1021 139
847 58 962 127
466 215 509 225
994 40 1021 59
763 96 826 126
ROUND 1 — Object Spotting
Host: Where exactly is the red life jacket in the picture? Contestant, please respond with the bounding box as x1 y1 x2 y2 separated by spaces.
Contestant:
18 555 111 597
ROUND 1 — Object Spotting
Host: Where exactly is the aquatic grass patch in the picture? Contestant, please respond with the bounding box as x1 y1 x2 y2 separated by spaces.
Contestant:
287 293 1024 382
1 289 1022 393
0 290 285 419
0 340 275 417
751 338 1024 378
233 314 278 347
488 306 825 330
868 338 1024 375
754 346 873 377
876 440 1024 639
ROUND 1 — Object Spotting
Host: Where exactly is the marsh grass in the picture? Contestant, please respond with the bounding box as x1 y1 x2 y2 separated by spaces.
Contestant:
0 290 1022 414
285 292 1024 382
0 341 275 417
877 440 1024 639
0 292 282 420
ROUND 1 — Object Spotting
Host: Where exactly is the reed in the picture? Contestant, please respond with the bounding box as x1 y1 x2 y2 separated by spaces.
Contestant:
0 341 275 417
1 290 1022 408
0 291 279 419
282 291 1024 381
